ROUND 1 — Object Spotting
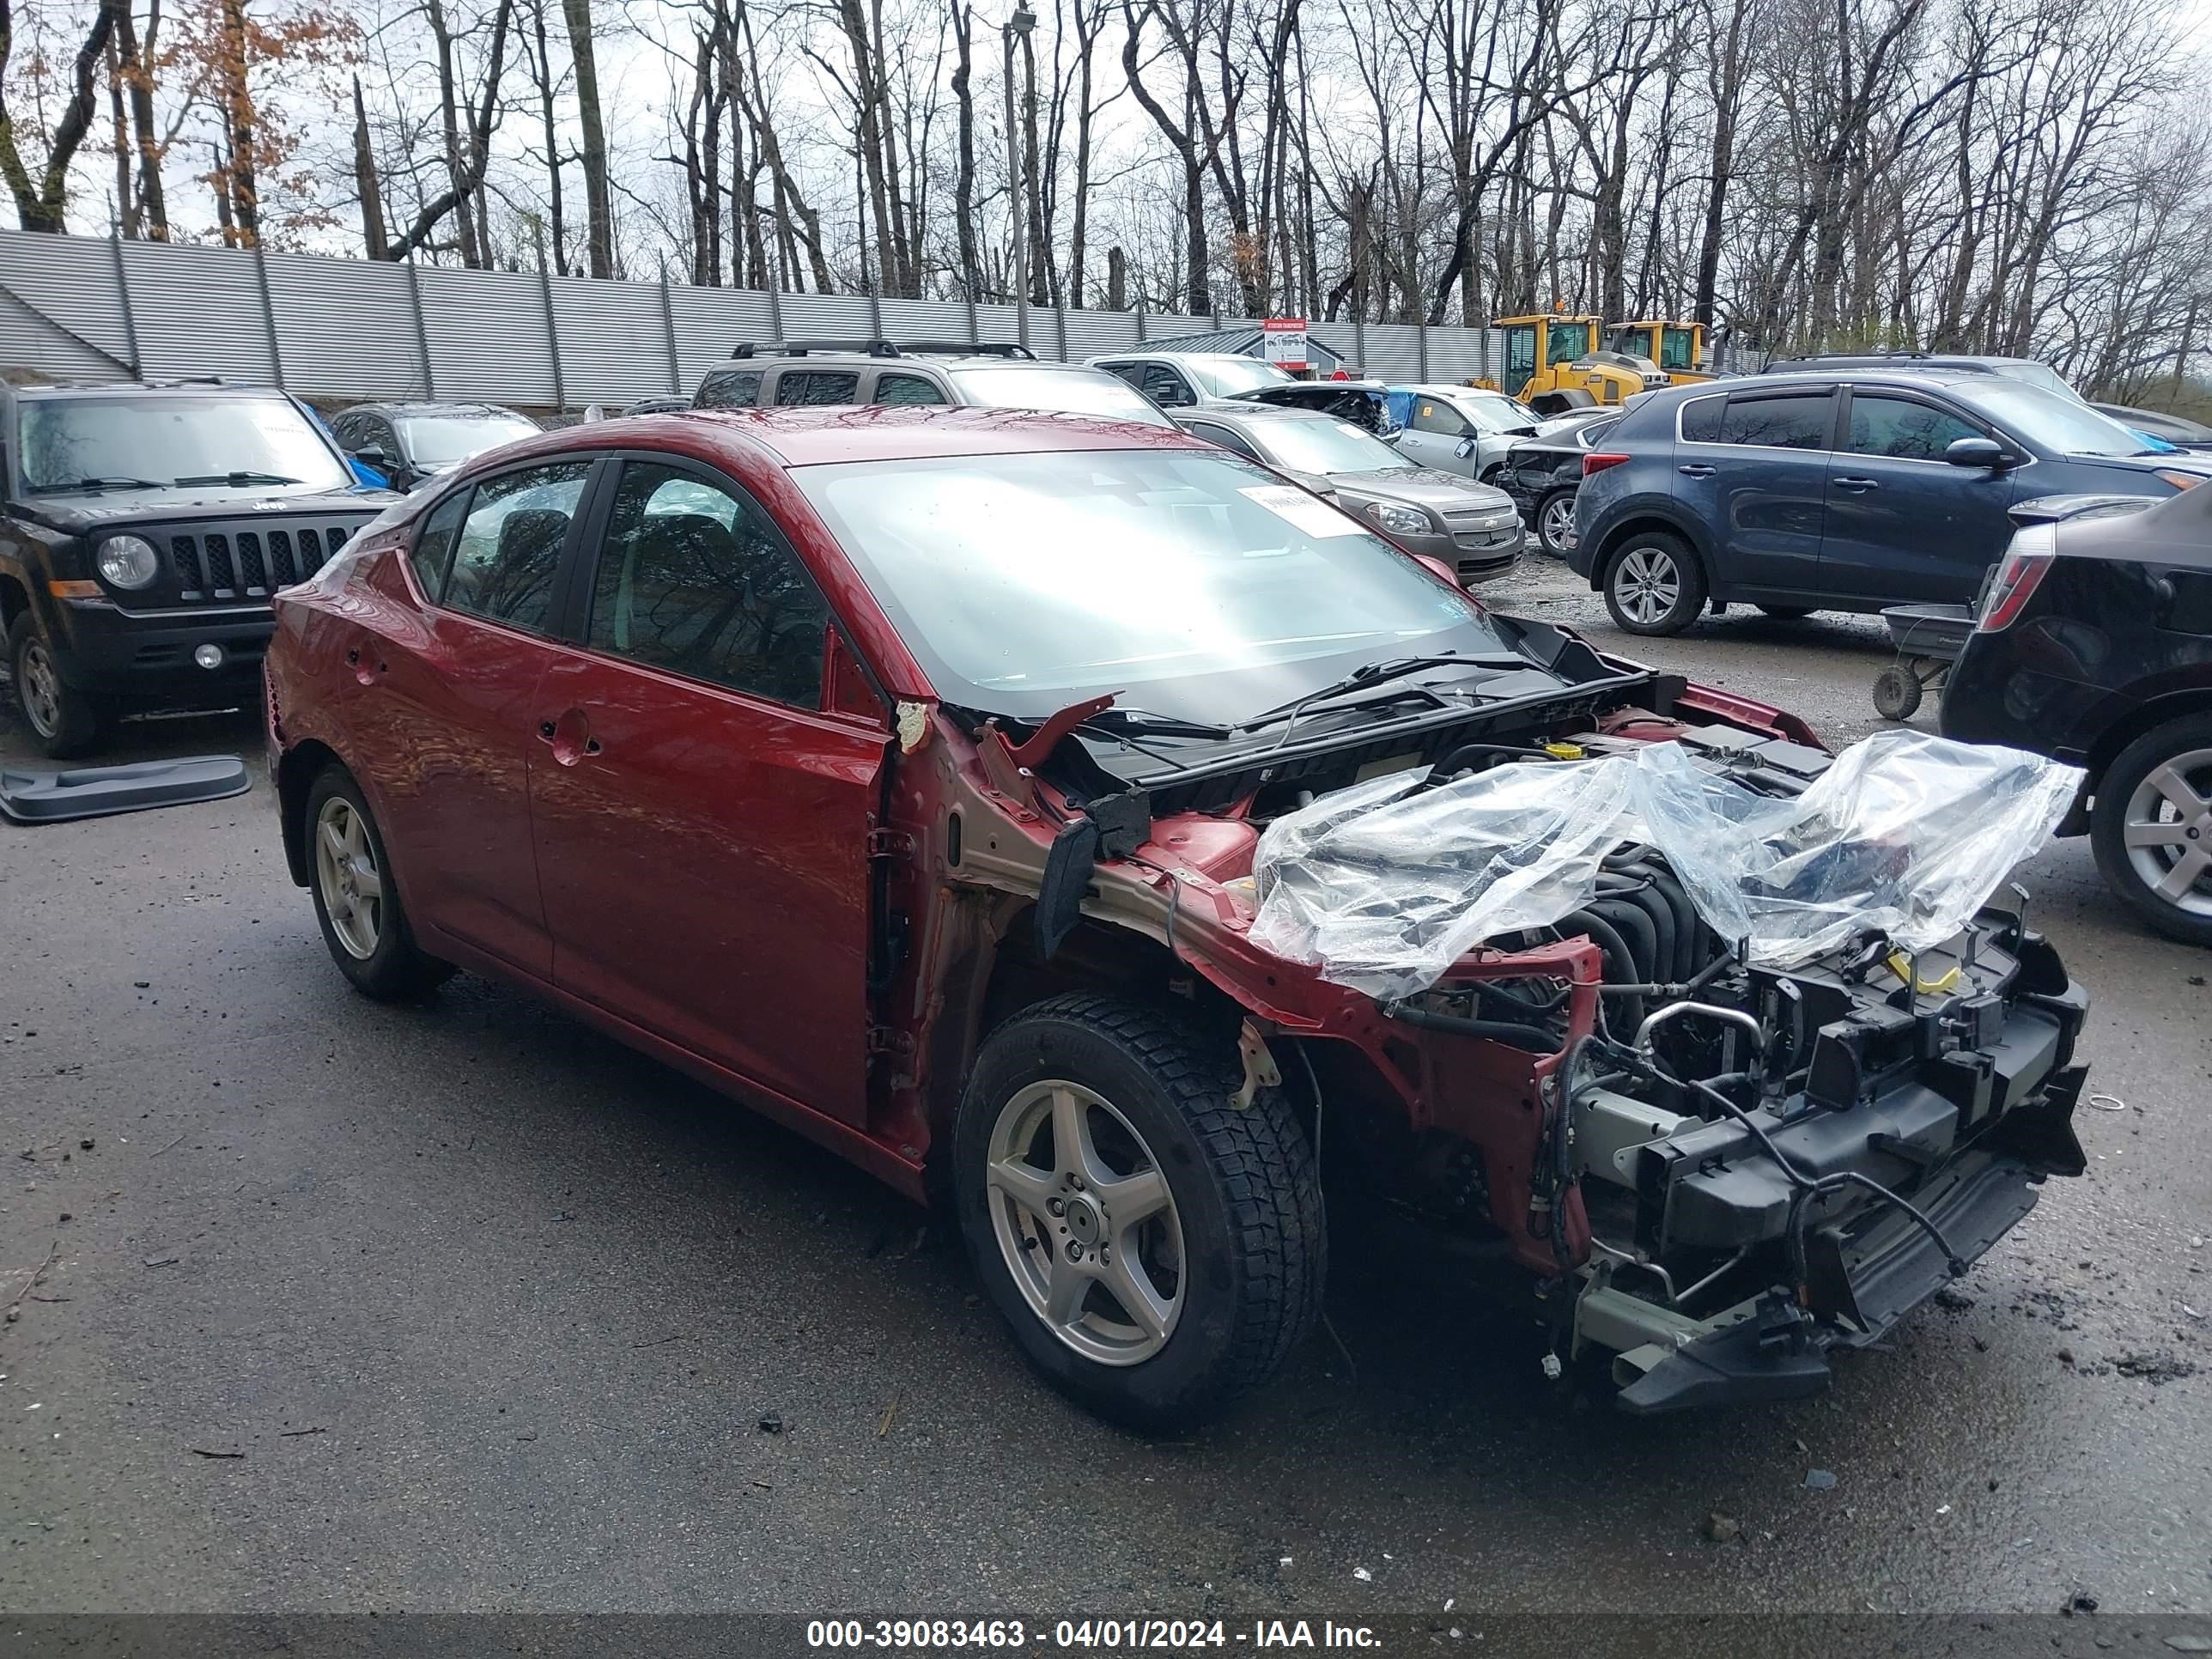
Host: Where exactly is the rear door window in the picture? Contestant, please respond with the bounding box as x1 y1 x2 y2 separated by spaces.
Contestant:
1717 393 1832 451
774 371 861 407
442 460 592 632
696 368 763 409
1845 393 1984 461
874 372 948 406
1187 421 1261 459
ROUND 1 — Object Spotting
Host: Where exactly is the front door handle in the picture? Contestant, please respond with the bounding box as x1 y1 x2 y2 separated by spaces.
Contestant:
1832 477 1880 492
540 708 602 766
1677 463 1716 478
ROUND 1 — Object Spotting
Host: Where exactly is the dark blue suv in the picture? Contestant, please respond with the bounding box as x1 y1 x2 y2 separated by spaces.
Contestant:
1569 368 2211 635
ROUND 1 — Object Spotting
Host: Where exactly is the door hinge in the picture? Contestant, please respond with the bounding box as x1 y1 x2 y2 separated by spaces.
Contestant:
866 828 917 861
866 1024 917 1059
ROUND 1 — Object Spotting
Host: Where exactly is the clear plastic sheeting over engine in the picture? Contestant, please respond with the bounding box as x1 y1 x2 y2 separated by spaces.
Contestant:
1249 758 1636 1000
1249 728 2083 996
1632 728 2084 968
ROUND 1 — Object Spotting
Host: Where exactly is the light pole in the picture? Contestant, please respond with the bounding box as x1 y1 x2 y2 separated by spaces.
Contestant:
1002 3 1035 349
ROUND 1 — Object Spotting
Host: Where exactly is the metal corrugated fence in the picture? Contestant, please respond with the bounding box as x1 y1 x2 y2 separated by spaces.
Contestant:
0 228 1525 409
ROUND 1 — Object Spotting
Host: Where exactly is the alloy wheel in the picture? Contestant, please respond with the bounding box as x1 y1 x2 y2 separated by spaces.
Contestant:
314 795 386 959
1613 546 1680 624
2121 746 2212 919
1540 494 1577 553
17 638 63 738
984 1079 1184 1366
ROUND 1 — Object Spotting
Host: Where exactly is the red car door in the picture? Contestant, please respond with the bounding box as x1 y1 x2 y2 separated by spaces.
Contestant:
363 458 600 978
526 458 885 1125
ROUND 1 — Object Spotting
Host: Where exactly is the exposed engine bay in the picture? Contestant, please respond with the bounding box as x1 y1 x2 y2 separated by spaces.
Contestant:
927 646 2090 1414
1246 726 2090 1412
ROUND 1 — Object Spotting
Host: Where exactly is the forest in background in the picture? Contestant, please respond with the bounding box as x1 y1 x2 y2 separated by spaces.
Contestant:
0 0 2206 401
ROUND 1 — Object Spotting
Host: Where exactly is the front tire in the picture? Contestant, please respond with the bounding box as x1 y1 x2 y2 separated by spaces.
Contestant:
305 764 456 999
2091 716 2212 949
8 611 104 759
1534 489 1578 557
1602 532 1706 635
953 994 1323 1431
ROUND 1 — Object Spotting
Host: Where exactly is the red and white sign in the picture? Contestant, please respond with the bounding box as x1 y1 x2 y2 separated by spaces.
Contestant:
1261 317 1309 371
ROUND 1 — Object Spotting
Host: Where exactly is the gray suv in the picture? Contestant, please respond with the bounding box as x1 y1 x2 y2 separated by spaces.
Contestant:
1174 404 1522 583
692 339 1175 427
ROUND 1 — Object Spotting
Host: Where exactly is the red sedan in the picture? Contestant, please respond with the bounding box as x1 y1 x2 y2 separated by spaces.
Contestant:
267 407 2087 1427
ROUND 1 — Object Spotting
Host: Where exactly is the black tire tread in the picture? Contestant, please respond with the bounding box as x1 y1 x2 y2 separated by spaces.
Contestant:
305 763 458 1000
8 611 103 759
965 991 1323 1425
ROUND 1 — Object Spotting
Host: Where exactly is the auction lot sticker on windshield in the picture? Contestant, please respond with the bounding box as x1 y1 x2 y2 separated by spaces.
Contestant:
1241 483 1364 538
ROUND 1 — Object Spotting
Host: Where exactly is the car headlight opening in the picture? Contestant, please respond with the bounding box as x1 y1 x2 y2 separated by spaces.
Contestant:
1370 502 1430 535
96 533 161 589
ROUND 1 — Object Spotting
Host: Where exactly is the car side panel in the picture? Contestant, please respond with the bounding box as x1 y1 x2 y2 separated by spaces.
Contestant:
528 647 885 1125
1816 453 2021 604
1670 438 1828 599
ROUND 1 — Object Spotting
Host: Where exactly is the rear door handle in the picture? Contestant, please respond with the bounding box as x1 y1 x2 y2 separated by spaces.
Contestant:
1677 463 1715 478
1832 477 1880 492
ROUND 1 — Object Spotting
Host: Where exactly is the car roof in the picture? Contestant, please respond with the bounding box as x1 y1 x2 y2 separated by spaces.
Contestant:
1178 404 1343 425
13 380 289 401
1097 350 1261 364
1681 367 1995 395
1395 382 1513 398
495 405 1207 469
347 401 527 418
714 351 1068 371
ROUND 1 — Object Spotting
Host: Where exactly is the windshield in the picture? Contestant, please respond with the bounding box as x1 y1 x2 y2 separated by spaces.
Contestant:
1548 321 1594 360
1990 361 2075 400
1974 383 2165 458
1184 356 1295 397
1459 393 1540 434
1247 418 1411 477
397 413 539 466
950 367 1175 427
18 395 351 493
794 447 1512 720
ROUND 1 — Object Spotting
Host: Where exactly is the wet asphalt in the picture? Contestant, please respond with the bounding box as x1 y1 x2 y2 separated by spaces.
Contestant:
0 560 2205 1633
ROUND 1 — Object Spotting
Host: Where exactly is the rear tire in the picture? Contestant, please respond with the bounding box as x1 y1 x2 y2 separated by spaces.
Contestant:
1534 489 1578 557
304 763 457 1000
953 994 1323 1431
1872 664 1923 721
8 611 104 759
2090 715 2212 949
1601 532 1706 635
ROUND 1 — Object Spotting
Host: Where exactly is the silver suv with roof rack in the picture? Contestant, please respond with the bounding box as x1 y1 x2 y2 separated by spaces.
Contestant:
690 338 1176 427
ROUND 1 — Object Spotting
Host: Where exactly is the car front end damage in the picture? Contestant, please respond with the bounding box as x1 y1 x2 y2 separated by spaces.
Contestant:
877 647 2087 1414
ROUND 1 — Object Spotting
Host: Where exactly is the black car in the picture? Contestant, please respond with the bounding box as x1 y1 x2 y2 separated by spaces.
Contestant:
2093 402 2212 451
330 401 540 491
1942 481 2212 945
1571 368 2210 635
1497 409 1621 556
1 381 397 757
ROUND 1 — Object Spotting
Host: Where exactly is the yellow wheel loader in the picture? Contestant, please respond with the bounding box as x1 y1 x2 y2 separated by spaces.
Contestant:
1487 313 1669 415
1605 320 1713 385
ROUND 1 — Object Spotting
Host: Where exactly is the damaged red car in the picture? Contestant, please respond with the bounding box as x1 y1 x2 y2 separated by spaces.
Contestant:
264 407 2090 1428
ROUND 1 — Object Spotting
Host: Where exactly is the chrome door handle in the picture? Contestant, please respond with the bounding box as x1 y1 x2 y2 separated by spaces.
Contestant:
1677 463 1715 477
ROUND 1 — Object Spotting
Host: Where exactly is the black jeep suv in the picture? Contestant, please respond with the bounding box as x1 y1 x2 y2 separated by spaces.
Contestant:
1 381 397 757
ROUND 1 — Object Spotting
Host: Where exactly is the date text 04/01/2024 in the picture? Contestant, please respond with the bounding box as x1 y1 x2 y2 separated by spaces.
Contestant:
804 1619 1383 1649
